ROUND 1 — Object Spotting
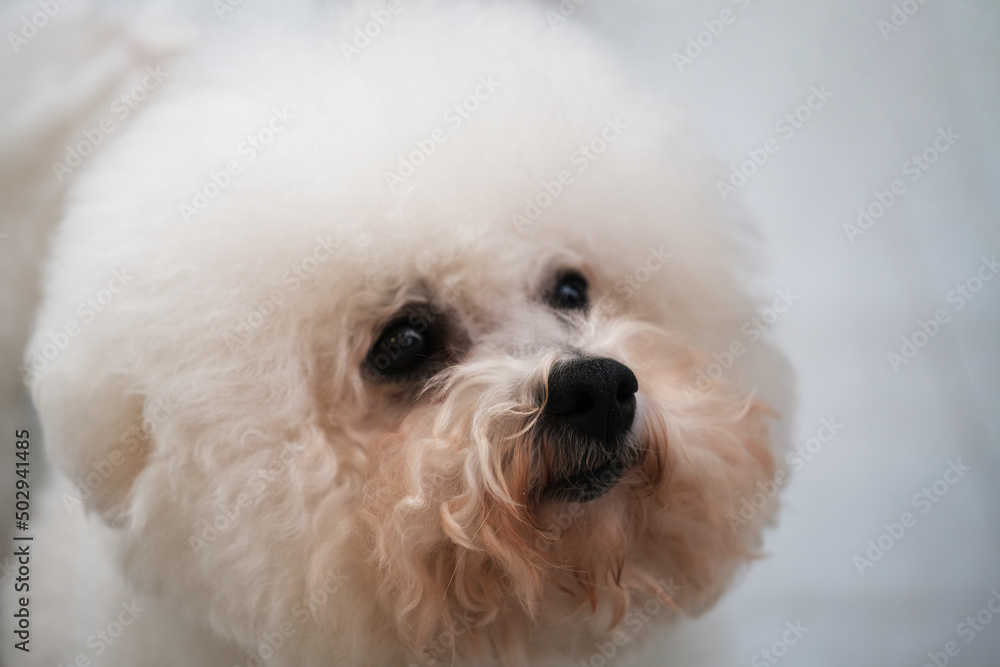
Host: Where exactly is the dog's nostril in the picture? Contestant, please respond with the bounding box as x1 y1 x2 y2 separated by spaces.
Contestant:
616 370 638 402
544 358 638 446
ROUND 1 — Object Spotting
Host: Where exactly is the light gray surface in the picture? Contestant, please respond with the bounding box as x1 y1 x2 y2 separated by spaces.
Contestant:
576 1 1000 665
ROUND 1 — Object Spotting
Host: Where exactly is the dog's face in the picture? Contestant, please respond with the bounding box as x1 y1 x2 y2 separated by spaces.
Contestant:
340 236 776 663
28 8 785 666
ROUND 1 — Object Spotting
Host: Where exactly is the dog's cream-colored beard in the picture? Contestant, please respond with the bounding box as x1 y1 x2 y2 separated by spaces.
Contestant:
357 321 776 665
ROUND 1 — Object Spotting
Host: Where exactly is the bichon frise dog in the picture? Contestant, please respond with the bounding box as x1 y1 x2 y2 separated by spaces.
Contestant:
3 1 789 665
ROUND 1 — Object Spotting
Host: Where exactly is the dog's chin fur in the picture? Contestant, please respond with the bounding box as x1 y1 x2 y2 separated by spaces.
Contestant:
9 2 790 666
360 324 775 664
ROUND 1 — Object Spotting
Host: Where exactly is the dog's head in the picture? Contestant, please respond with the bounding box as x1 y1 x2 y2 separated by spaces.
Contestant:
352 250 778 663
28 6 787 665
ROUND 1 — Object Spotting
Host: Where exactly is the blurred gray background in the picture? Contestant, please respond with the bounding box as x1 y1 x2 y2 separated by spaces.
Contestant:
1 1 998 666
577 1 1000 665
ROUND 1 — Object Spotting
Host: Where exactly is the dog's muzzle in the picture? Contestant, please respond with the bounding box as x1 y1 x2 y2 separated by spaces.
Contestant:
539 357 640 502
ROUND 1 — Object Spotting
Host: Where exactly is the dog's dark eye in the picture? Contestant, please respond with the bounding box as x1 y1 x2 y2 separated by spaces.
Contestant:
550 271 589 310
365 318 440 379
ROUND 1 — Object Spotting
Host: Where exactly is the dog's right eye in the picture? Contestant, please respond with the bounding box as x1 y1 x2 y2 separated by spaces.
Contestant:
365 317 441 380
549 271 589 311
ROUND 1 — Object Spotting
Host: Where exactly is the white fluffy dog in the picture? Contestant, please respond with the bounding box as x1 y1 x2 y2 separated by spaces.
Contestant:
3 1 789 665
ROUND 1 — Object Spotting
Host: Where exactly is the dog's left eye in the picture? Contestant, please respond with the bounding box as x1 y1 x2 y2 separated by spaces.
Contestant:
550 271 589 311
365 317 440 379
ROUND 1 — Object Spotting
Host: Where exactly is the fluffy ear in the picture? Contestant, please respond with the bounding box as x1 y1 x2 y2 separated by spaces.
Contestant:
29 347 154 523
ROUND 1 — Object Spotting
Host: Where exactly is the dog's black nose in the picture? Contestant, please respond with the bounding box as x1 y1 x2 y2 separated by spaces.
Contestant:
544 358 638 445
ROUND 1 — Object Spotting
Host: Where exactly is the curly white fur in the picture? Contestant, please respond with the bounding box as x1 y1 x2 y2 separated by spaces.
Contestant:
2 1 791 666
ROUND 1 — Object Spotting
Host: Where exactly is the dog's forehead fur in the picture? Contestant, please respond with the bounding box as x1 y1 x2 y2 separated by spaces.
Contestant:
40 1 747 362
